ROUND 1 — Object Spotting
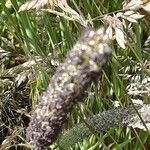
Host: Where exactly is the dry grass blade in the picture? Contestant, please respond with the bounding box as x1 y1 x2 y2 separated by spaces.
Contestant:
141 2 150 12
117 11 144 23
115 27 126 49
123 0 150 12
42 2 87 26
18 0 67 12
1 128 23 150
104 15 126 49
18 0 49 12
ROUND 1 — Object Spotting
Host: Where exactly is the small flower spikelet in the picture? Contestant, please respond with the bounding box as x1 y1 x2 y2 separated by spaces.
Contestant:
26 27 112 150
59 104 150 148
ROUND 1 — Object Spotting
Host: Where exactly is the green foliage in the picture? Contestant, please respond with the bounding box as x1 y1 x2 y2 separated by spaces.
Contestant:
0 0 150 150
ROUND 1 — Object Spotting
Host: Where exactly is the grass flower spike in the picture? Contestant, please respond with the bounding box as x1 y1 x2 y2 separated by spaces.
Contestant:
26 27 112 150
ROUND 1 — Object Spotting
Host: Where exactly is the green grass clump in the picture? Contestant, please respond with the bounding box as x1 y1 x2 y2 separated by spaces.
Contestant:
0 0 150 150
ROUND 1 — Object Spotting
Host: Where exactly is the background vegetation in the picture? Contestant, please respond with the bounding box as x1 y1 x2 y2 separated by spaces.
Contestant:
0 0 150 149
